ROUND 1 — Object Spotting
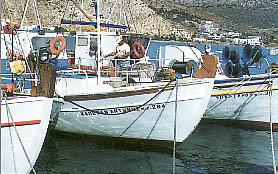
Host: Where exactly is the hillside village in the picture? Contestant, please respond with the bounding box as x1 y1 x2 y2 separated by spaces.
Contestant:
171 21 262 46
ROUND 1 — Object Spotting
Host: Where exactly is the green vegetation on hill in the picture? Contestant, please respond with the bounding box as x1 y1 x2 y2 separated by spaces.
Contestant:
143 0 278 46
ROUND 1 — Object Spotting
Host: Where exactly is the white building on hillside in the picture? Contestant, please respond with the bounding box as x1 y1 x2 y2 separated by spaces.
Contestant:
233 36 261 45
228 32 241 38
171 28 192 40
199 21 219 34
193 37 207 42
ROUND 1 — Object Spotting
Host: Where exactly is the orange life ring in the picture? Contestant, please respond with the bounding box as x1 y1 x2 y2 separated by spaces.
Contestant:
50 36 66 55
133 42 145 58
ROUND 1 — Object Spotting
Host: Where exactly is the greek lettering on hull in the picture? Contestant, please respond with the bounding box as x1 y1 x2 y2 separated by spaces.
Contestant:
79 103 166 117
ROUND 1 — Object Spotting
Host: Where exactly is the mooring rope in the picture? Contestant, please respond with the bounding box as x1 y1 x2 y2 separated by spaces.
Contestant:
146 86 175 139
119 81 173 136
4 93 17 173
173 78 178 174
205 75 272 115
4 95 37 174
233 80 271 118
268 74 277 174
60 80 172 116
205 76 250 114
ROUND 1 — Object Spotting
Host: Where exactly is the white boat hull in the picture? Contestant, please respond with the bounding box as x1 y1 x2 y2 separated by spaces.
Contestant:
204 74 278 127
55 78 214 142
1 96 53 174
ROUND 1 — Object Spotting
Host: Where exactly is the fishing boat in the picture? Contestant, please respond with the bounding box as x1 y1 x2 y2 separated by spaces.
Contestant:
1 96 55 174
1 19 62 174
52 31 217 142
204 44 278 129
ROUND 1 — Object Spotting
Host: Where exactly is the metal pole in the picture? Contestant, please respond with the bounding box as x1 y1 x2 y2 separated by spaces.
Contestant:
0 0 2 152
0 0 2 84
173 79 178 174
11 28 14 83
96 0 101 85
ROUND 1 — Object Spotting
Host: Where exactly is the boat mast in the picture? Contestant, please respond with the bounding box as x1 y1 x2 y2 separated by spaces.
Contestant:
80 0 84 32
96 0 101 85
0 0 2 89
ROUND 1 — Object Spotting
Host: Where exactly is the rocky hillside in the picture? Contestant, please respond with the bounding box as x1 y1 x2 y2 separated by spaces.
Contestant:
3 0 278 37
3 0 176 35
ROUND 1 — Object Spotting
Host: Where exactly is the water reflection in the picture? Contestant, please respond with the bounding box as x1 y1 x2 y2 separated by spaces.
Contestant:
36 119 276 173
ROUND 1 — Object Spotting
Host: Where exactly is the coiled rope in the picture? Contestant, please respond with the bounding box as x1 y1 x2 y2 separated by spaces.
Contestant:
4 94 37 174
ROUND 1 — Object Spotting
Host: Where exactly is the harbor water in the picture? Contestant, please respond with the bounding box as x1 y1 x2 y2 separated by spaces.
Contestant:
35 119 277 173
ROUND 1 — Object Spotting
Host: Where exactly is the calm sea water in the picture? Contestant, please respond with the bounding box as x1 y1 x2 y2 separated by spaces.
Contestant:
35 119 277 174
35 42 278 173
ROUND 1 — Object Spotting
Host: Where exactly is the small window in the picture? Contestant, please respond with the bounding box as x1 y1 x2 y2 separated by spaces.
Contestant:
77 37 88 46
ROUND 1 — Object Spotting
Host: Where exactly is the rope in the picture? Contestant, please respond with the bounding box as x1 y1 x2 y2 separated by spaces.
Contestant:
188 46 209 72
205 75 271 115
61 80 172 116
4 95 37 174
5 93 18 173
233 80 270 118
205 74 277 125
268 74 277 174
205 76 249 114
173 78 178 174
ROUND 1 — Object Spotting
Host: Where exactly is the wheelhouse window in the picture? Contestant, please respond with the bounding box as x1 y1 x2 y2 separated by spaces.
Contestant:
77 37 88 46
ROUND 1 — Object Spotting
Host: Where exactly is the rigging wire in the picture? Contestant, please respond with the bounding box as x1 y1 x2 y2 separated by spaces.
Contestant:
20 0 30 26
59 0 70 27
14 0 23 23
125 0 137 33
